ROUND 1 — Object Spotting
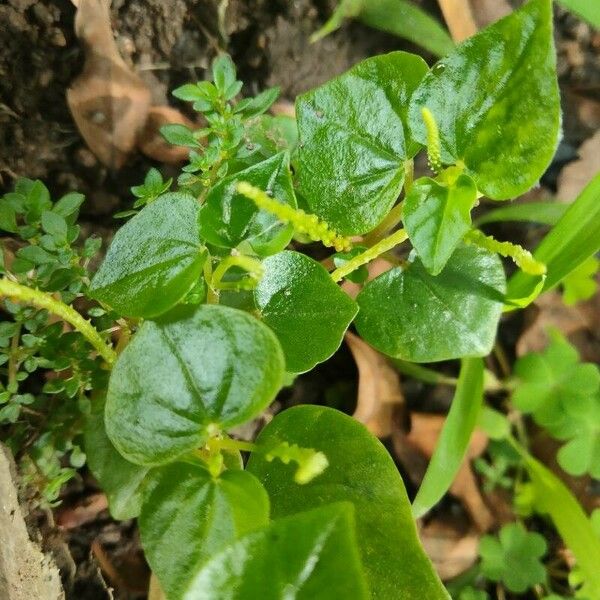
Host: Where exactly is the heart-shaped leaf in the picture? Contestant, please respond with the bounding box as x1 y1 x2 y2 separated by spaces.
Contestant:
84 400 150 520
199 152 296 256
140 461 269 600
247 405 448 599
105 305 284 465
403 174 477 275
408 0 559 200
182 503 369 600
254 251 358 373
355 244 506 362
297 51 428 234
90 193 206 318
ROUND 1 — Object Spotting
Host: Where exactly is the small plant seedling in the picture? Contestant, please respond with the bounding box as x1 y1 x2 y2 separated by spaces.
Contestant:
2 1 600 598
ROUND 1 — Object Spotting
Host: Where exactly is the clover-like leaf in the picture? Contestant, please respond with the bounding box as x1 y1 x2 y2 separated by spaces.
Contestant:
105 305 284 465
247 405 448 599
90 193 206 318
409 0 560 200
254 251 358 373
297 51 428 235
512 331 600 436
182 503 369 600
355 244 506 362
199 152 296 256
403 173 477 275
140 461 269 600
479 523 547 593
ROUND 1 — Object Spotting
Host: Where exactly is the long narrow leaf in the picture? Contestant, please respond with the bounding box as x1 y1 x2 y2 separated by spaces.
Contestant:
475 201 568 227
556 0 600 29
511 441 600 600
412 357 484 518
507 172 600 299
359 0 454 58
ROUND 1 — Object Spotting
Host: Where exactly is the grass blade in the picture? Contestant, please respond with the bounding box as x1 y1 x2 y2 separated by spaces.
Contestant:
412 357 484 518
475 201 568 227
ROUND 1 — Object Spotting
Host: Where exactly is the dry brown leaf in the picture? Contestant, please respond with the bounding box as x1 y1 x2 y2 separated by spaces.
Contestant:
470 0 511 28
418 517 480 580
67 0 151 169
55 492 108 529
437 0 478 42
347 331 404 437
403 413 494 531
557 130 600 202
138 106 196 164
341 258 390 299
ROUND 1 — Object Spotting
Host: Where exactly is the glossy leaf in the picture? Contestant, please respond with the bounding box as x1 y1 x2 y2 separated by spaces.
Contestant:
556 0 600 28
140 461 269 600
84 400 150 520
413 357 484 517
247 405 448 599
90 193 206 318
409 0 560 200
404 174 477 275
199 153 296 256
182 503 369 600
105 305 284 465
254 251 358 373
297 52 428 234
355 244 506 362
508 172 600 299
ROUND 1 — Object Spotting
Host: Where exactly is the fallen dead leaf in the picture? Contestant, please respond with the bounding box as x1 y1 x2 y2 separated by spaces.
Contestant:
397 413 494 531
437 0 478 42
55 492 108 529
557 130 600 202
148 574 167 600
347 331 404 437
138 106 196 164
418 517 480 580
67 0 151 169
470 0 511 28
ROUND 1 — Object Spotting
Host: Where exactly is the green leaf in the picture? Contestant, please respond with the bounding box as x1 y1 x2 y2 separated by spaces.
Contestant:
474 201 568 227
140 461 269 600
512 331 600 437
160 124 201 148
515 445 600 600
53 192 85 222
556 0 600 28
254 251 358 373
247 405 448 599
296 52 428 234
212 55 237 95
561 255 599 305
508 173 600 299
355 244 506 362
105 304 284 465
479 523 547 593
41 211 68 241
0 203 18 233
199 153 296 256
413 357 484 517
90 193 206 319
182 503 369 600
404 174 477 275
359 0 454 58
84 401 150 520
236 87 280 118
409 0 560 200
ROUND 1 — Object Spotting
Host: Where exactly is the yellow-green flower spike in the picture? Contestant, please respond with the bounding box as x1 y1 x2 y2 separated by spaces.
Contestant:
330 228 408 282
422 107 442 174
265 441 329 485
465 229 547 276
236 181 353 252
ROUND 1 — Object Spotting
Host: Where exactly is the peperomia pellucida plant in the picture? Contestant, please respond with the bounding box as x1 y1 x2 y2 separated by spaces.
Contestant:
2 0 600 597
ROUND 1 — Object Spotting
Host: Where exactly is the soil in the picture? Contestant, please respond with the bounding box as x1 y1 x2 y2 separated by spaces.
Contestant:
1 0 599 598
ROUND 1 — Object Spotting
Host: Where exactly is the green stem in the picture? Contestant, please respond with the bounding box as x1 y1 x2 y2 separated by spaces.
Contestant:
7 323 21 389
330 228 408 282
363 202 404 245
0 278 117 365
